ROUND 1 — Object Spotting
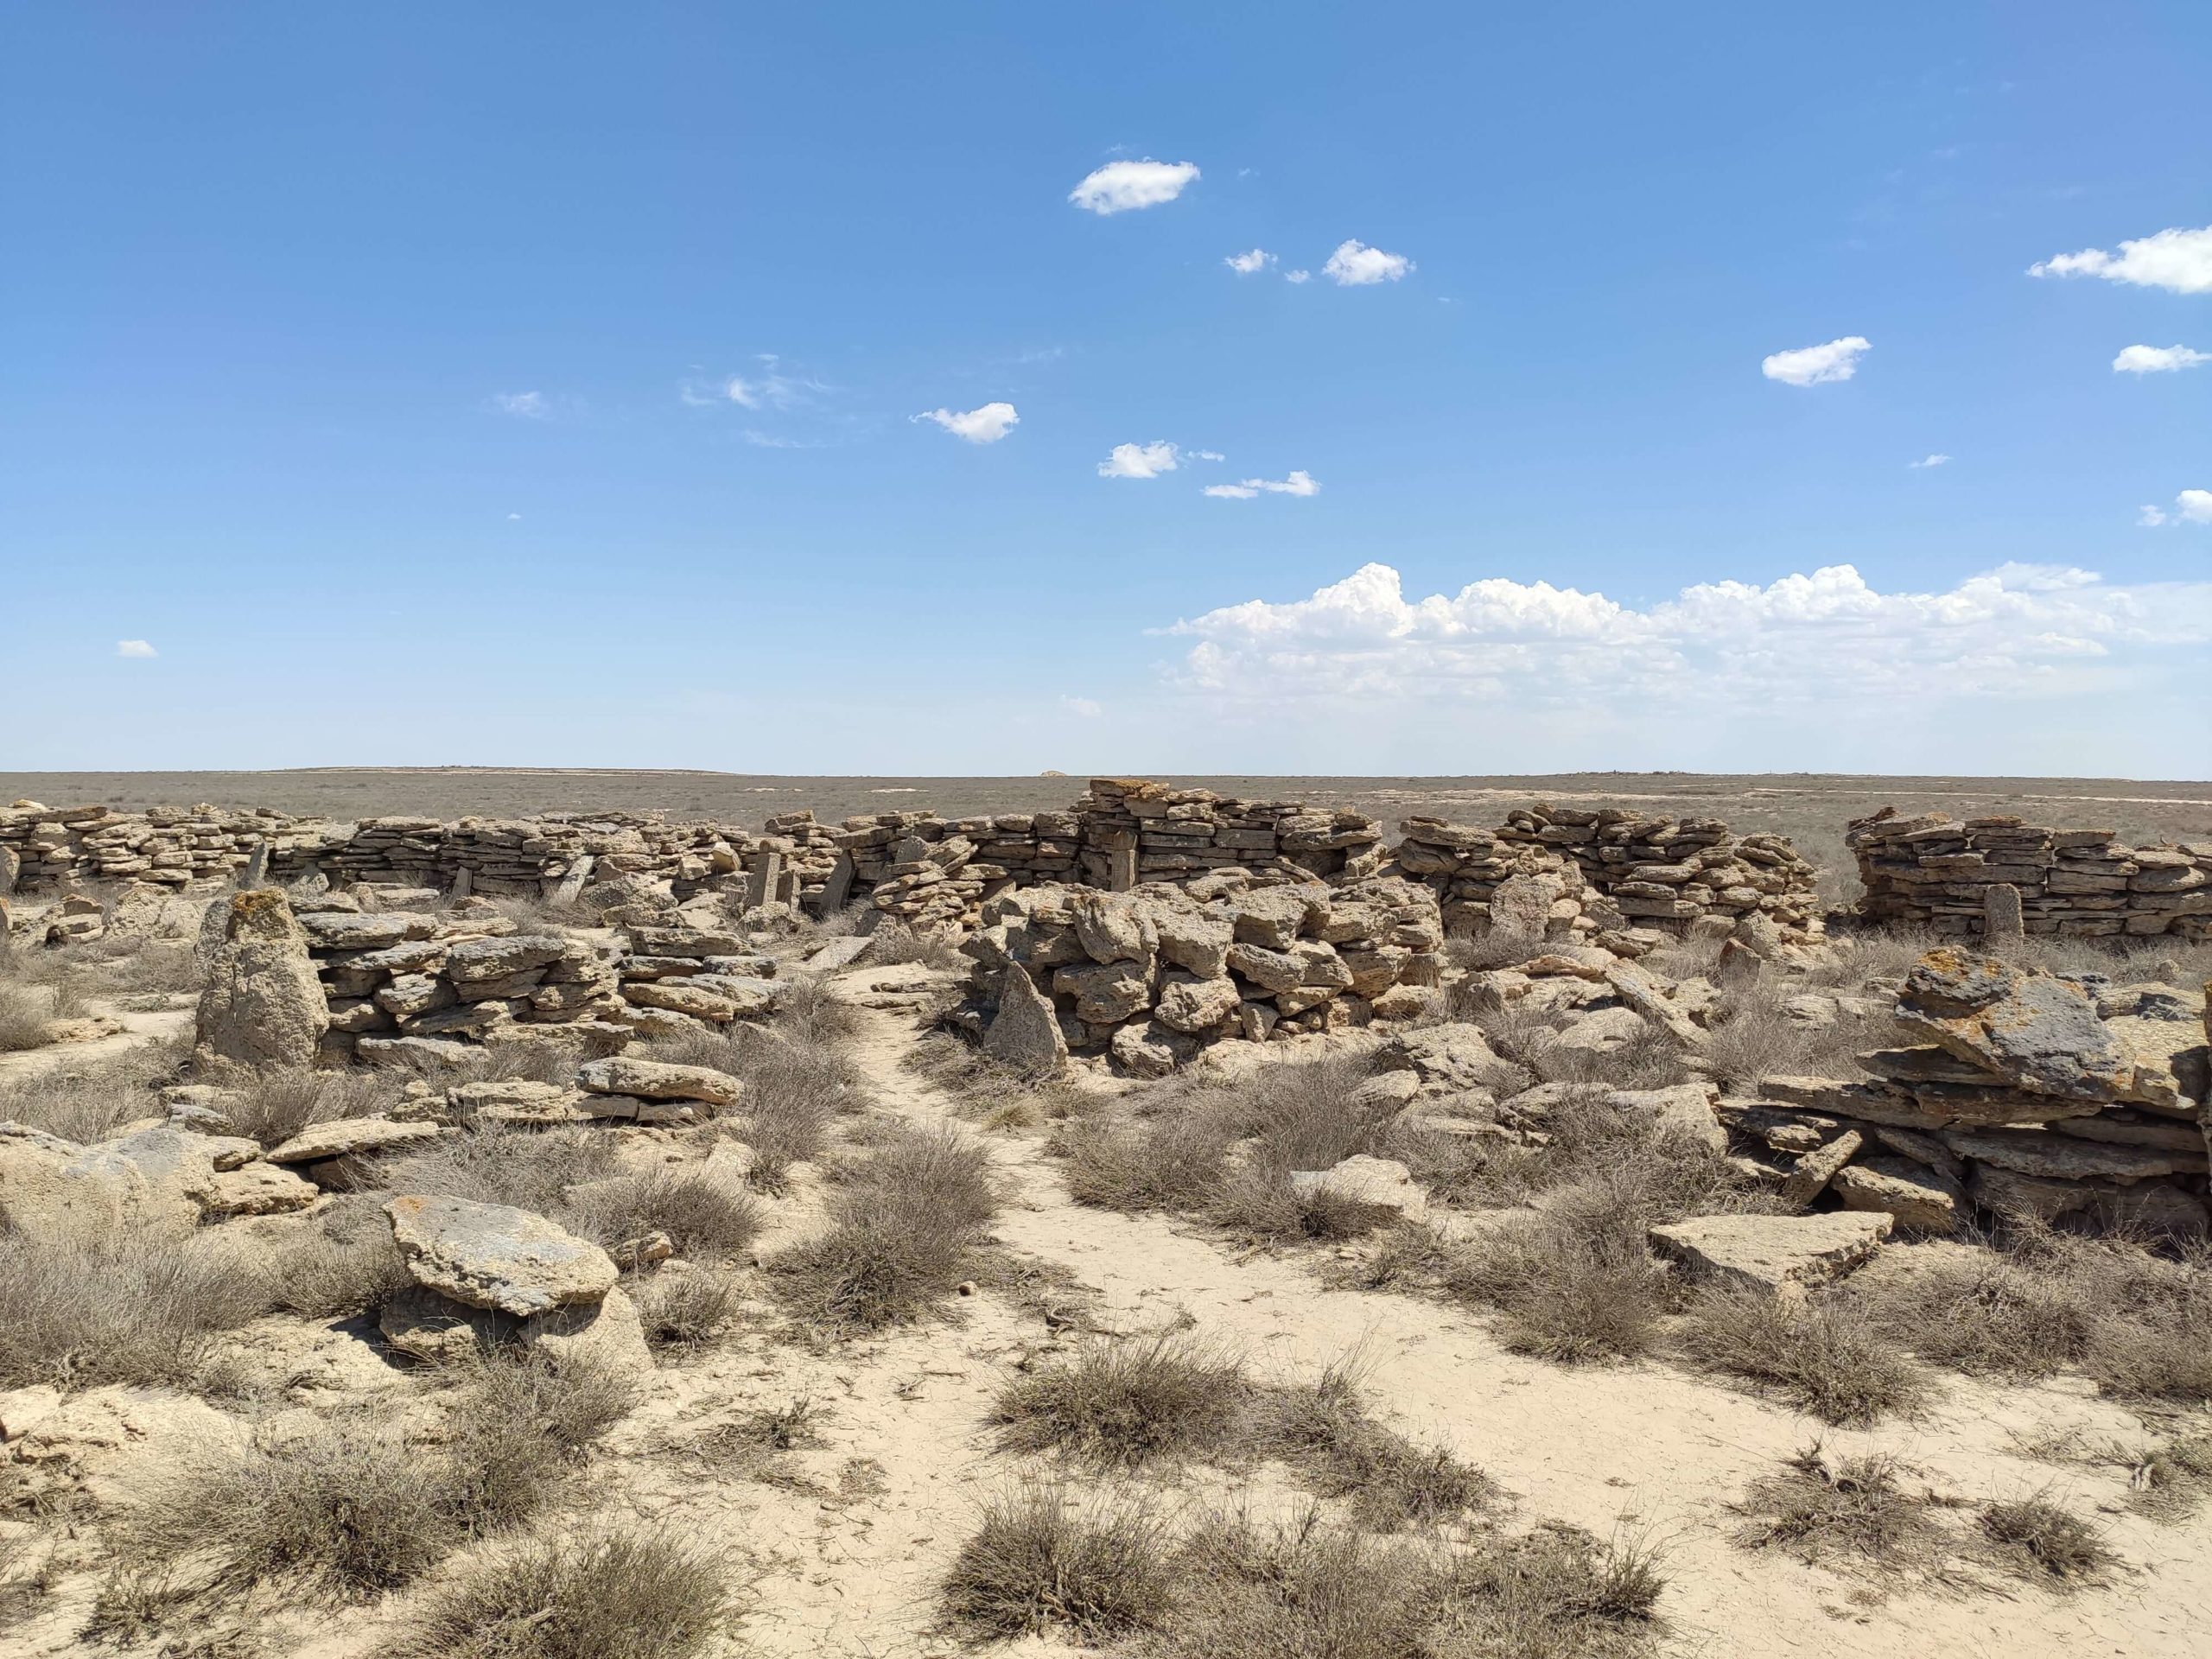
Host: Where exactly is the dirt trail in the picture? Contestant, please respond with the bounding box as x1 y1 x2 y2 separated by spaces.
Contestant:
820 982 2212 1659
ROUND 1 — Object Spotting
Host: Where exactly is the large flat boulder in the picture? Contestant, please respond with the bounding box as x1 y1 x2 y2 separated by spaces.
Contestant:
575 1056 741 1107
1895 948 2127 1102
1831 1156 1963 1234
265 1116 448 1165
385 1194 618 1318
1649 1211 1891 1297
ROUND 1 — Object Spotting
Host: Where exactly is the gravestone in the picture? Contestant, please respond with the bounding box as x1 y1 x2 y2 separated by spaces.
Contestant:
744 849 784 912
448 864 474 899
238 840 270 890
1107 846 1137 893
1983 882 2024 945
815 852 855 915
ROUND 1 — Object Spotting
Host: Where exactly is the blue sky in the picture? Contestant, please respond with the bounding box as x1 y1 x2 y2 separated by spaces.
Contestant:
4 3 2208 777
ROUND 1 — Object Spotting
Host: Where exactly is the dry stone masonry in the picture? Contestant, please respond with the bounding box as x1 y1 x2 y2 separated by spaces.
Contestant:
1491 803 1821 934
1847 806 2212 940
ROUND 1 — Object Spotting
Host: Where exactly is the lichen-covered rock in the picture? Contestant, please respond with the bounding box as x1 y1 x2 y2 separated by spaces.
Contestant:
1154 973 1241 1034
982 964 1067 1073
1896 948 2126 1101
1110 1019 1198 1079
1376 1023 1503 1095
194 889 329 1071
385 1194 619 1317
265 1116 448 1164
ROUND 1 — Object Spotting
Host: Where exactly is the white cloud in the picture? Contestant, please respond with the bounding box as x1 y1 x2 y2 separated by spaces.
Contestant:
505 512 523 521
1225 248 1274 275
1069 159 1199 215
1099 441 1180 480
2139 491 2212 528
1190 449 1225 462
2031 224 2212 295
2139 505 2170 528
2113 343 2209 374
1321 239 1413 285
1909 454 1952 469
1061 696 1103 717
914 402 1019 444
492 391 550 418
1284 269 1311 284
1205 469 1319 500
116 639 156 658
1160 561 2212 721
1761 336 1871 386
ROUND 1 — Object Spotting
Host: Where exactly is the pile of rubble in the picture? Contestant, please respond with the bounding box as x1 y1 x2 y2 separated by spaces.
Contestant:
961 872 1444 1076
1726 947 2209 1237
1847 807 2212 941
1491 804 1822 934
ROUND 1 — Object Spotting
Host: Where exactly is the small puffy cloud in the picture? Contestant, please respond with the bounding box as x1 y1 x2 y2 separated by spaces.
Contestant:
116 639 156 658
2031 224 2212 295
1909 454 1952 469
2139 504 2170 528
2113 343 2209 374
1205 469 1319 499
914 402 1019 444
2139 491 2212 528
1762 336 1870 386
1069 158 1199 215
1061 696 1103 717
1190 449 1225 462
1099 441 1180 480
1225 248 1275 275
505 512 523 521
1322 239 1413 285
1284 269 1311 284
492 391 550 418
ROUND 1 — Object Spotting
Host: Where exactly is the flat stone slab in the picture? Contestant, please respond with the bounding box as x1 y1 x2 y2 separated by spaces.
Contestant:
266 1116 448 1164
1649 1210 1891 1296
575 1055 741 1105
804 934 874 972
1896 948 2126 1102
385 1193 617 1317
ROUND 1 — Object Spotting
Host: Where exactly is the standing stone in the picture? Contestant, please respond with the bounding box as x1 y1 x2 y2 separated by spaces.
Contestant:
982 965 1067 1073
238 840 270 890
547 853 595 906
0 844 17 895
744 849 785 912
816 852 856 916
448 864 474 899
1489 874 1556 940
1983 883 2024 946
1107 846 1138 894
194 889 331 1071
773 868 799 906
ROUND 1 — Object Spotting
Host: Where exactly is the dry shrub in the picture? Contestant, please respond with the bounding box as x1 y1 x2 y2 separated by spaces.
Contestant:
1255 1357 1496 1531
635 1269 739 1351
772 1122 1000 1329
564 1168 761 1258
1733 1445 1947 1576
442 1351 636 1530
771 970 864 1046
646 1021 867 1191
1435 1524 1666 1659
273 1196 413 1319
1164 1512 1440 1659
1446 1178 1675 1364
1676 1289 1929 1426
0 982 61 1052
225 1065 396 1148
906 1028 1084 1128
0 1225 271 1391
1055 1109 1234 1211
993 1334 1245 1469
1977 1497 2117 1586
374 1128 621 1220
942 1484 1172 1640
2132 1431 2212 1522
868 923 966 971
0 1038 182 1142
1698 983 1877 1094
400 1527 730 1659
1855 1221 2212 1403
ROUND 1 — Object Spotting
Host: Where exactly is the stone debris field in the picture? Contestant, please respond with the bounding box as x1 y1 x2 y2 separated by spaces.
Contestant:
0 775 2209 1659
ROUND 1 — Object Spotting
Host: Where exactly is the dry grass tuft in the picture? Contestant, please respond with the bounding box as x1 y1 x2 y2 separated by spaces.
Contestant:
1255 1357 1497 1531
772 1122 1000 1330
1732 1445 1947 1576
0 1037 183 1143
868 923 967 971
563 1168 761 1258
398 1527 731 1659
635 1269 740 1351
993 1334 1244 1469
272 1196 414 1319
1054 1109 1235 1212
0 982 63 1052
0 1225 271 1391
2132 1431 2212 1522
645 1021 868 1191
1676 1289 1929 1426
906 1029 1085 1129
375 1128 622 1221
942 1484 1173 1640
226 1065 397 1148
1976 1497 2118 1586
1446 1179 1674 1364
1433 1522 1668 1659
1163 1511 1440 1659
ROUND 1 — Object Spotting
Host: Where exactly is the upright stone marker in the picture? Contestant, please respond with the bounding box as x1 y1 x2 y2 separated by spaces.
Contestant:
1983 883 2024 946
448 864 474 899
816 852 856 916
548 853 595 906
0 843 17 895
744 849 785 912
1108 846 1138 893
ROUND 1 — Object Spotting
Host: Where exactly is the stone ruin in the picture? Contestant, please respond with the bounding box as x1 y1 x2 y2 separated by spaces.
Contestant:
1847 807 2212 941
1726 947 2209 1239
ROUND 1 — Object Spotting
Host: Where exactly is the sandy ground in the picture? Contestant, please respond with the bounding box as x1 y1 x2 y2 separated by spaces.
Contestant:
6 965 2208 1657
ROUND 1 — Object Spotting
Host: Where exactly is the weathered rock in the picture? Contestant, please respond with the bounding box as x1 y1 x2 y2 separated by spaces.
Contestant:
1289 1155 1428 1224
1531 1007 1649 1079
1227 941 1307 994
1603 963 1705 1047
265 1116 448 1165
1895 948 2127 1102
1780 1129 1865 1208
1110 1019 1199 1078
982 965 1068 1072
1831 1156 1963 1234
1605 1082 1725 1152
518 1284 654 1378
194 889 329 1071
1154 973 1242 1034
442 934 569 982
378 1283 512 1363
1649 1211 1891 1297
1052 962 1153 1024
1947 1126 2207 1183
1145 900 1234 979
385 1194 618 1317
575 1056 741 1106
1226 886 1319 950
1376 1023 1503 1095
1071 891 1155 966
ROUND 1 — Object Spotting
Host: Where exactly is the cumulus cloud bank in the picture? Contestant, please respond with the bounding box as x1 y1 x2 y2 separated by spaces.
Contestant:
1761 337 1870 386
2139 490 2212 528
2031 224 2212 295
1069 159 1199 215
1161 561 2212 713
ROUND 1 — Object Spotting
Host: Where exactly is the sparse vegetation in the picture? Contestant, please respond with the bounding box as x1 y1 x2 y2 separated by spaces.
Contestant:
2131 1431 2212 1522
272 1196 414 1319
645 1020 867 1191
563 1167 762 1258
942 1484 1173 1640
374 1127 622 1221
635 1268 740 1350
772 1121 1000 1329
1732 1445 1948 1578
0 1036 183 1142
906 1028 1084 1128
1977 1497 2117 1586
0 982 64 1052
226 1065 396 1147
0 1224 272 1391
994 1334 1244 1469
1445 1178 1675 1363
1256 1356 1497 1531
399 1527 731 1659
1676 1288 1929 1426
